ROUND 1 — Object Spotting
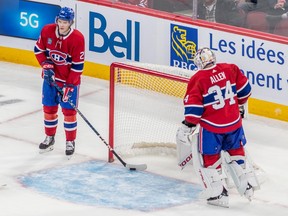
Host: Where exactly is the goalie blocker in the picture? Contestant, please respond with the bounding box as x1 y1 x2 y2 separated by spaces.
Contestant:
176 121 196 169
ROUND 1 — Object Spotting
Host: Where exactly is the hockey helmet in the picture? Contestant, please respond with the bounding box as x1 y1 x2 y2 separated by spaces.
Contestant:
193 47 216 70
56 7 74 22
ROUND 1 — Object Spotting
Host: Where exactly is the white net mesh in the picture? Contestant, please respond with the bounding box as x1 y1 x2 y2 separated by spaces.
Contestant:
110 63 193 159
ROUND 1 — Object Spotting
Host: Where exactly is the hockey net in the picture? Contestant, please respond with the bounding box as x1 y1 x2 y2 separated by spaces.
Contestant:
109 62 195 162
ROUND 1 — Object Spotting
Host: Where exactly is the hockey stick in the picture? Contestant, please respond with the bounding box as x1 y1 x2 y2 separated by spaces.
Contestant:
51 80 147 171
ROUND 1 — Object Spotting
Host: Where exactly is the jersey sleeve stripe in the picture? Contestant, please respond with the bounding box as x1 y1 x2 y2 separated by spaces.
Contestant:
237 80 252 98
71 63 84 73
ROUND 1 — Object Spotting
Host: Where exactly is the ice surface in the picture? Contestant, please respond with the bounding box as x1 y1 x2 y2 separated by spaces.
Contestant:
0 61 288 216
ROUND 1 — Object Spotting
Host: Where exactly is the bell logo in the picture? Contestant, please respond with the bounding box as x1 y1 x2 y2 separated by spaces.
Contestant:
89 12 140 61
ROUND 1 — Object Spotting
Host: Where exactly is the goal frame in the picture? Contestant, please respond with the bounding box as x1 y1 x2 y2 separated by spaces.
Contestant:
109 62 189 162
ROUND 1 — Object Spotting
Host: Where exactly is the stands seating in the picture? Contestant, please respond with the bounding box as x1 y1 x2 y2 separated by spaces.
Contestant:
273 19 288 37
245 11 270 33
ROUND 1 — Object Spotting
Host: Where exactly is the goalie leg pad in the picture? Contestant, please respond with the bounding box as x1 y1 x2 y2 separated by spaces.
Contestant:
191 133 229 207
222 151 260 200
196 167 227 199
195 162 229 208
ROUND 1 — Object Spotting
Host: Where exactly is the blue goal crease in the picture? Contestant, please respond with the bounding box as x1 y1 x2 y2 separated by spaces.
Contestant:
18 160 201 212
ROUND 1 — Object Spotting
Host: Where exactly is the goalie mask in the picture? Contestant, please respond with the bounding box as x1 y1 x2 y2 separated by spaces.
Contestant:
193 47 216 70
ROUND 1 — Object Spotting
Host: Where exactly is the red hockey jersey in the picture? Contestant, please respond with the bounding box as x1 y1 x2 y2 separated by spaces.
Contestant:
34 24 85 86
184 63 251 133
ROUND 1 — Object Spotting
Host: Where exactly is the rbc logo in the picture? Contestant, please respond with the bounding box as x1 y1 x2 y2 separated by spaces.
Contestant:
89 12 140 61
170 25 198 70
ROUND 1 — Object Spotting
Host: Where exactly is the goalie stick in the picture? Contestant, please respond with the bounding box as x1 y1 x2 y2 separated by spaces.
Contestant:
51 80 147 171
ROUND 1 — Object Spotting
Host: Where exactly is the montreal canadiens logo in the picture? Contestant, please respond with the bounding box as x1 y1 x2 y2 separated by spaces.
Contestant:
49 50 67 65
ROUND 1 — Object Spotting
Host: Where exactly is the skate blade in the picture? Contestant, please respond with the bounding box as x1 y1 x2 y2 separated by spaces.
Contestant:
207 199 229 208
244 189 254 201
39 146 54 154
66 154 74 160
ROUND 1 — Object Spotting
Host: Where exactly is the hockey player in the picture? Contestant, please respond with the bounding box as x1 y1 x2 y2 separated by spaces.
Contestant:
34 7 85 158
176 47 259 207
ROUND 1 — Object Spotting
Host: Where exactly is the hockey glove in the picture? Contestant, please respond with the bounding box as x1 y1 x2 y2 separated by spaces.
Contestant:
43 69 55 84
62 84 74 103
176 121 196 146
42 61 55 84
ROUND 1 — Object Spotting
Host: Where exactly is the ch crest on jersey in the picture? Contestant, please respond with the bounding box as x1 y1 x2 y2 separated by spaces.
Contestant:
170 24 198 70
49 50 68 65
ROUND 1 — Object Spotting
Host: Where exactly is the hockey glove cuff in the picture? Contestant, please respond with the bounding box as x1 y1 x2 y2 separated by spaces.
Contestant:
41 60 54 70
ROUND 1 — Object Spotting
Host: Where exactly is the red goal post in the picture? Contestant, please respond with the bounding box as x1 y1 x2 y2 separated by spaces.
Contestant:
109 62 195 162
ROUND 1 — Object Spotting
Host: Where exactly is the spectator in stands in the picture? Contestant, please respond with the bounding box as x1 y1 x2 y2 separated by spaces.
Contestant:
242 0 288 31
265 0 288 21
197 0 245 27
237 0 258 13
236 0 287 14
236 0 288 32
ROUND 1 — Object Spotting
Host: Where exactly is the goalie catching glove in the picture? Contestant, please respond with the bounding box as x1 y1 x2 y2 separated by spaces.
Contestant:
62 84 74 102
176 120 196 146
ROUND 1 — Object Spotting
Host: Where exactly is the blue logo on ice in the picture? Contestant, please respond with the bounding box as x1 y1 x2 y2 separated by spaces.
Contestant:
170 24 198 70
19 160 201 211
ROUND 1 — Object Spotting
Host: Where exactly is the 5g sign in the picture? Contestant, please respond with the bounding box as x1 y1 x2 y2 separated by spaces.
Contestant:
20 12 39 28
0 0 60 40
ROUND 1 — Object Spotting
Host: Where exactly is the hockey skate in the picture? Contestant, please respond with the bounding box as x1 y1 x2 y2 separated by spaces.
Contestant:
207 187 229 208
39 136 55 153
65 140 75 159
244 183 254 201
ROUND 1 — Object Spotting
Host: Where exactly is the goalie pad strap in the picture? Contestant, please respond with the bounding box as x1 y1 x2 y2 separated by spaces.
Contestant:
207 157 222 169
